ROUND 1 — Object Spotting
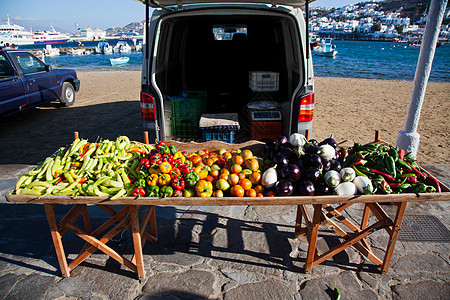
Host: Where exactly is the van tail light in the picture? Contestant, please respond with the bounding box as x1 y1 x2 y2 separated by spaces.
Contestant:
140 92 156 121
298 93 314 122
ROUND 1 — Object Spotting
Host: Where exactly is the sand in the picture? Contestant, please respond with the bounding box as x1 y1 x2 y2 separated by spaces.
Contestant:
0 71 448 166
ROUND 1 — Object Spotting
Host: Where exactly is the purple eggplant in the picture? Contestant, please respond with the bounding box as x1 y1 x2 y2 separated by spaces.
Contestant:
304 142 318 154
315 181 330 195
319 135 337 148
322 159 331 172
275 136 288 149
303 167 321 182
297 181 315 196
274 154 289 168
330 160 342 172
275 179 294 196
279 147 294 159
281 164 301 182
265 142 276 151
303 153 322 169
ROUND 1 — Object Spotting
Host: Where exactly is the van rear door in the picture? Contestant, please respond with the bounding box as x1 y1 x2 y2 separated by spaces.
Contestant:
137 0 313 8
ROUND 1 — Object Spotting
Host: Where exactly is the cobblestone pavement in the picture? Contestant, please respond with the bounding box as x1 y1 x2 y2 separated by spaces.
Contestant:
0 164 449 300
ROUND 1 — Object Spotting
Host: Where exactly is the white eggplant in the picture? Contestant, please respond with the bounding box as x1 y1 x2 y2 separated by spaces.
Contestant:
317 144 335 161
289 133 307 147
334 182 358 195
324 170 341 188
340 167 356 182
261 167 278 189
353 176 374 194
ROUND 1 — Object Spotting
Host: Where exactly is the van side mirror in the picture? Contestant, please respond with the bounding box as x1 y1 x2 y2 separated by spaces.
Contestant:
45 64 52 72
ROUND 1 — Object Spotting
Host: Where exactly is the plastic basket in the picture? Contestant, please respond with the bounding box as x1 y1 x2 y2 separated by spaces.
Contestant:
249 72 279 92
172 117 200 138
201 128 236 144
170 95 206 118
250 121 282 141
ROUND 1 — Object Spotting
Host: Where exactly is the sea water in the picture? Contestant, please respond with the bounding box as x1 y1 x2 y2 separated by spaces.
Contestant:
20 39 450 82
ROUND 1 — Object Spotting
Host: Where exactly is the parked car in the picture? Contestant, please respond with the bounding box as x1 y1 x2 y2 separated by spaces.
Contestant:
0 48 80 117
138 0 315 142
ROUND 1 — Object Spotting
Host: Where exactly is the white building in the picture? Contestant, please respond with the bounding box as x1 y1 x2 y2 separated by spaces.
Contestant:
80 27 106 40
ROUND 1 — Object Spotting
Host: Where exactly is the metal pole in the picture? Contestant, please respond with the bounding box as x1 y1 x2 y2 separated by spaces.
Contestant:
395 0 448 157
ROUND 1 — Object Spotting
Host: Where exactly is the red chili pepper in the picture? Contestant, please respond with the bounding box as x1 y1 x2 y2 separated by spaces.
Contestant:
398 148 406 160
78 176 88 184
406 163 427 180
171 177 185 191
132 188 146 197
405 176 417 184
426 174 441 193
173 189 183 197
389 182 402 188
369 169 396 183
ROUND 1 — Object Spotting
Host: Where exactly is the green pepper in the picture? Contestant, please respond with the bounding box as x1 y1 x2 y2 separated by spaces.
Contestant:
159 145 170 155
404 183 428 194
159 185 173 197
169 145 178 155
135 178 146 189
383 155 396 178
352 165 367 177
388 147 399 161
184 171 200 187
147 185 160 197
395 158 410 170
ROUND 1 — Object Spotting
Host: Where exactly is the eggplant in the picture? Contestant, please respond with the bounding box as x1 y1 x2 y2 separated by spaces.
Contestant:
297 181 315 196
330 160 342 172
304 142 318 154
274 155 289 168
281 163 301 182
319 135 337 148
265 141 276 151
322 159 331 172
275 179 294 196
304 153 322 169
281 142 294 150
302 167 321 182
315 181 330 195
292 159 304 170
275 136 288 149
279 147 294 159
333 150 340 161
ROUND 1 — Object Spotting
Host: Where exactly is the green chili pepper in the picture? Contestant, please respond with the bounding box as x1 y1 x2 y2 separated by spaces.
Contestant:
388 147 399 161
147 186 160 197
384 155 396 178
395 158 410 170
404 183 428 194
159 185 173 197
184 171 200 187
352 165 367 177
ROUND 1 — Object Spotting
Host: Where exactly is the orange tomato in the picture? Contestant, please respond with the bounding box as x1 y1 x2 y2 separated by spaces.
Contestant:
237 172 246 180
254 184 265 194
256 193 264 197
224 152 232 161
230 164 242 174
244 158 259 172
230 185 245 197
241 149 253 160
249 172 261 185
211 169 220 178
245 188 257 197
213 190 224 197
228 173 240 186
220 168 230 176
204 157 215 167
219 173 229 181
232 155 244 166
190 154 202 165
239 178 252 191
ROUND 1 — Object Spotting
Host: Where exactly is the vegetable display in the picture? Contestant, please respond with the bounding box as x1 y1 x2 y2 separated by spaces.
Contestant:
13 133 441 199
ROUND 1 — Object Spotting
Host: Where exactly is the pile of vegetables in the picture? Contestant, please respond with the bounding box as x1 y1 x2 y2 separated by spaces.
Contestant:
13 134 440 199
259 134 441 196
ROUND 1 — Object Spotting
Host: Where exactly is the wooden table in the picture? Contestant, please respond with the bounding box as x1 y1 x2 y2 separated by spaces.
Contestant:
6 189 450 280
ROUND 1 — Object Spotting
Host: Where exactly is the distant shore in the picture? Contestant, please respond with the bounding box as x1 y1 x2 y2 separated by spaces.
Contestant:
0 71 448 165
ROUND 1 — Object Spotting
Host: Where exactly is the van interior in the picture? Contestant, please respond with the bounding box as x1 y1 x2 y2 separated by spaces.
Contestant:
153 12 304 141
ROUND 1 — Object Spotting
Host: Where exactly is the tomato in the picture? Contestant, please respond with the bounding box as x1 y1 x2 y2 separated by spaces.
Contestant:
211 169 220 178
249 172 261 185
216 178 230 191
254 184 265 194
244 158 259 172
220 168 230 176
230 185 245 197
224 152 232 161
232 155 244 166
230 164 242 174
239 178 252 191
237 172 246 180
219 173 229 181
213 190 224 197
228 173 240 186
241 149 253 160
245 188 257 197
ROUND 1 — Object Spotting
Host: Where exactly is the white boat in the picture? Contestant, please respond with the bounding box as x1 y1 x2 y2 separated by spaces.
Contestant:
0 15 34 46
113 41 132 53
110 56 130 66
43 44 60 57
68 48 85 55
95 42 113 54
313 38 338 57
33 25 70 44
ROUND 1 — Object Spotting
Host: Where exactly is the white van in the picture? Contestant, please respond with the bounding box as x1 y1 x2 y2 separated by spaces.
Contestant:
139 0 315 142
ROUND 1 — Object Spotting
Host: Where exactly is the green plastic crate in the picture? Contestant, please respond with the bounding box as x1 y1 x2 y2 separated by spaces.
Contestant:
172 117 200 138
170 93 206 118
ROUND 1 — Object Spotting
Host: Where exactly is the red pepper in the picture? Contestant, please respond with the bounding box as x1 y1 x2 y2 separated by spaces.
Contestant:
389 182 402 188
156 140 166 150
140 158 151 169
205 175 214 182
172 159 184 168
405 176 417 184
132 188 146 197
398 149 406 160
369 169 396 183
426 174 441 193
171 177 185 191
406 163 427 180
173 189 183 197
181 164 194 175
78 176 88 184
162 153 174 164
150 153 162 165
169 167 181 180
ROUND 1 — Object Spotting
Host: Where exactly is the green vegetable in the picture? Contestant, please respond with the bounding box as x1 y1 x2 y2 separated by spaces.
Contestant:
147 186 160 197
184 171 200 187
159 185 173 198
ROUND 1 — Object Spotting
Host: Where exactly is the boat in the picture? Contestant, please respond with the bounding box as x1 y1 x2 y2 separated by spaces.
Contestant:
110 57 130 66
33 25 70 44
43 44 60 57
313 38 338 57
67 48 85 55
95 42 113 54
113 41 132 53
0 15 34 46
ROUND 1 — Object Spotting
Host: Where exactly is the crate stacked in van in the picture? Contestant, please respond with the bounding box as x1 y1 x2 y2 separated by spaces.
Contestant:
171 91 207 138
199 113 240 144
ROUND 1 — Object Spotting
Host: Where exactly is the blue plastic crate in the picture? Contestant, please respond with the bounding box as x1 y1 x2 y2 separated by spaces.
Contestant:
201 128 236 144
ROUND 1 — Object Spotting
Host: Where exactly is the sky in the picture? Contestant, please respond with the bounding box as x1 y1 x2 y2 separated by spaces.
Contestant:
1 0 377 33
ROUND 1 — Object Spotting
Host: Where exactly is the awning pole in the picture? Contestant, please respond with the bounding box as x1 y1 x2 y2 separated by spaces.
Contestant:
305 0 310 59
145 0 150 61
395 0 447 158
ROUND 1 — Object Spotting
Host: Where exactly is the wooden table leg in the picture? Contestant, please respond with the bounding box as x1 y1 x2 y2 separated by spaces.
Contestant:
304 204 322 273
381 202 407 274
129 205 145 280
44 204 70 277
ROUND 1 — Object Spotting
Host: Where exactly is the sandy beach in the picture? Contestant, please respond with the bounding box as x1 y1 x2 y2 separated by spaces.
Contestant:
0 70 448 166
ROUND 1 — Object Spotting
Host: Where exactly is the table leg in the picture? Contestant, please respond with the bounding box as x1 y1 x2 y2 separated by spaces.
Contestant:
381 202 407 274
129 205 145 280
304 204 322 273
44 204 70 277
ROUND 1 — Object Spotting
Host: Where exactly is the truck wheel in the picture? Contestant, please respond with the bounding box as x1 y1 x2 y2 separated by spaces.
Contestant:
60 82 75 107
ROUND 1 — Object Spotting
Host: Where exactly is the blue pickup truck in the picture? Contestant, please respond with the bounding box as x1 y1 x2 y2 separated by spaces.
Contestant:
0 48 80 117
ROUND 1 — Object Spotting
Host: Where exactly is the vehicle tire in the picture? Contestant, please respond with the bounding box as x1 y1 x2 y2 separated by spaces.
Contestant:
60 82 75 107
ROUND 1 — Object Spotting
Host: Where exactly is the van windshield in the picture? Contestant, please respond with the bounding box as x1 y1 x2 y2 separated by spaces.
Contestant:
212 25 247 41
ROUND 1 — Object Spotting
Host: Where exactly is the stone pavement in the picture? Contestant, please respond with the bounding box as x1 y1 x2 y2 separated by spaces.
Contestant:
0 164 449 300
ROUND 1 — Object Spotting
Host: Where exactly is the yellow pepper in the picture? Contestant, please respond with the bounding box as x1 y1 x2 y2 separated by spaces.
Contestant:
195 180 213 197
173 151 185 164
195 166 208 180
147 174 159 186
159 161 172 174
149 164 160 174
158 173 171 186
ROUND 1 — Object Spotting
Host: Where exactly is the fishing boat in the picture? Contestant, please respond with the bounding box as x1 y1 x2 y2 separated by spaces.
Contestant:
313 38 338 57
68 48 85 55
113 41 132 53
43 44 60 56
110 56 130 66
95 42 113 54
